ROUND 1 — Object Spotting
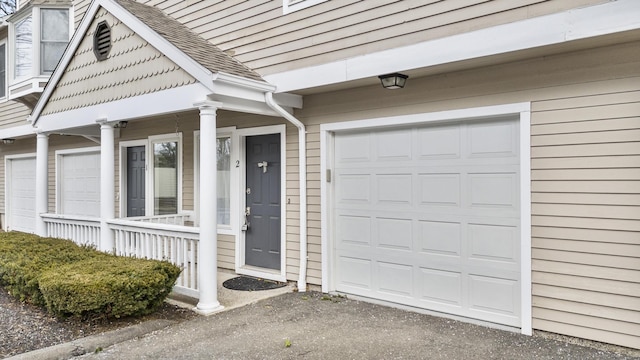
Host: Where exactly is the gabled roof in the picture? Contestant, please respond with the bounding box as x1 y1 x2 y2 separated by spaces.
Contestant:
31 0 272 126
113 0 263 82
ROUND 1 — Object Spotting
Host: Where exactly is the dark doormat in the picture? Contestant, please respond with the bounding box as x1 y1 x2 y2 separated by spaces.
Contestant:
222 276 287 291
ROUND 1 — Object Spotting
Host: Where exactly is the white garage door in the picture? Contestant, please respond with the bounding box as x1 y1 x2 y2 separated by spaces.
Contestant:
59 152 100 217
7 157 36 233
332 118 521 327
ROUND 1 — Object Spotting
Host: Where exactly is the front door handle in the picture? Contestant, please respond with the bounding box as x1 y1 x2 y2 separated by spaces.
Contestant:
257 161 268 173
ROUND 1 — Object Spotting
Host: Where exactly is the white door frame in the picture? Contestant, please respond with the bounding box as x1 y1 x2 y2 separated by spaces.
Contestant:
235 124 287 282
119 139 147 218
320 102 532 334
4 153 37 232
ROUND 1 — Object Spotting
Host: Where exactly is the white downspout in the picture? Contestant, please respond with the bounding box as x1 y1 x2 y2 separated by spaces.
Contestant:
265 92 307 292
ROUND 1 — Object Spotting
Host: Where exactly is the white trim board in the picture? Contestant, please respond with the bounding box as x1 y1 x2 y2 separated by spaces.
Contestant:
319 102 532 335
34 84 211 132
265 0 640 93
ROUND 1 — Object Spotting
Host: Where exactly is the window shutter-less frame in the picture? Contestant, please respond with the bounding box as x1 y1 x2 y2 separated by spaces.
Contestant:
93 21 111 61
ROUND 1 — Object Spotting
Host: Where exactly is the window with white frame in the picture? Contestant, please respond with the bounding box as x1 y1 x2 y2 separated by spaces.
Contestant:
194 129 236 232
40 8 69 74
283 0 328 14
0 41 6 99
13 14 32 78
150 134 182 216
10 6 70 80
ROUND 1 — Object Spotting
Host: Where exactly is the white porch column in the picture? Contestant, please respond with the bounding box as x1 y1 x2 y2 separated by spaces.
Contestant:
98 121 115 253
195 101 224 314
35 132 49 236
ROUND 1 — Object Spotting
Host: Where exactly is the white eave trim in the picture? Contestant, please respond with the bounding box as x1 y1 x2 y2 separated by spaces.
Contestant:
0 124 36 138
34 83 211 132
30 0 216 125
265 0 640 92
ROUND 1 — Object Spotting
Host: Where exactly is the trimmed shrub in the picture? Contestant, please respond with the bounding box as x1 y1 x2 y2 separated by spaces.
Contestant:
0 232 181 319
39 256 181 318
0 232 96 305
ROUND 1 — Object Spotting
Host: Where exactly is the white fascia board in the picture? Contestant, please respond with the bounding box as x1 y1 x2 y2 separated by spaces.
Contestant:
31 0 215 126
265 0 640 93
35 84 210 132
0 124 36 138
212 72 303 109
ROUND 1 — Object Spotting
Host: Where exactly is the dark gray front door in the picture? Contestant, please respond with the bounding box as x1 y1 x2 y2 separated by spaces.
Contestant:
127 146 146 217
245 134 281 270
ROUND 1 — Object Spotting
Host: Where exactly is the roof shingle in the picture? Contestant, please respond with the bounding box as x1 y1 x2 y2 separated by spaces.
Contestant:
114 0 264 82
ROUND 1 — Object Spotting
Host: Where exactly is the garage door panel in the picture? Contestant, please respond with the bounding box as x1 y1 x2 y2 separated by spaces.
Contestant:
419 220 462 256
335 133 370 162
376 174 413 205
336 174 371 203
469 172 518 208
333 118 521 327
419 173 461 206
337 256 372 290
469 275 519 316
377 261 413 297
418 125 461 159
376 217 412 251
468 121 518 158
468 223 519 263
336 214 371 246
377 130 413 161
419 267 463 306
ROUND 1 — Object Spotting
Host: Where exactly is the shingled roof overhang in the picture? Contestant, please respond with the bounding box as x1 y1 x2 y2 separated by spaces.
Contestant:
30 0 301 131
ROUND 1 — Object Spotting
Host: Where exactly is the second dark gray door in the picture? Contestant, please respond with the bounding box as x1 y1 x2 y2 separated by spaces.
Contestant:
245 134 281 270
127 146 146 217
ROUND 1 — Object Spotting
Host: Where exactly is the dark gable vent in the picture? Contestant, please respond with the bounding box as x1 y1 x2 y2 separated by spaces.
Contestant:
93 21 111 61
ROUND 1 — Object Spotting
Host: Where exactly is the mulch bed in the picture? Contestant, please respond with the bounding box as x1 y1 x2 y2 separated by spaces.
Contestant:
0 286 197 358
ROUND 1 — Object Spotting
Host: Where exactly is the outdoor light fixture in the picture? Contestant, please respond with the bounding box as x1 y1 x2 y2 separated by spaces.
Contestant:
2 139 15 144
378 73 408 89
115 121 128 128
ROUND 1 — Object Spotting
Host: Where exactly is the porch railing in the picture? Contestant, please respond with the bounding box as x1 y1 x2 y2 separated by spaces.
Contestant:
127 214 189 226
41 214 101 248
107 218 200 298
41 214 200 298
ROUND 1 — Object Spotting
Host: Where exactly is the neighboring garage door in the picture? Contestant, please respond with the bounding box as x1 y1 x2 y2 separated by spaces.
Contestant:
332 118 521 327
7 157 37 233
59 152 101 217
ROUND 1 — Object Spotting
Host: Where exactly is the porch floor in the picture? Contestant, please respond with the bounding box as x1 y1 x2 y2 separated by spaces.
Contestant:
167 270 294 312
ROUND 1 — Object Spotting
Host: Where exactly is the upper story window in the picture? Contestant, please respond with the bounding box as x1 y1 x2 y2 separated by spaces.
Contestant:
40 9 69 73
14 14 32 78
6 3 71 105
283 0 328 14
9 5 70 80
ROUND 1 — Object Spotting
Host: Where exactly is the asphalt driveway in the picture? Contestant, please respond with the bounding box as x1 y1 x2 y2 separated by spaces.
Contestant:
65 291 639 360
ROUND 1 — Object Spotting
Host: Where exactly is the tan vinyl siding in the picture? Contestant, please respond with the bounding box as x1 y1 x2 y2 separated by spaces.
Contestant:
294 40 640 348
138 0 604 75
0 101 31 129
69 0 608 75
43 7 197 116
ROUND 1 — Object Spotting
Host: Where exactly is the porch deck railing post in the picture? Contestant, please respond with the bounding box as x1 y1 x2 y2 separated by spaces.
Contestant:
35 132 49 237
194 101 224 314
98 120 116 253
